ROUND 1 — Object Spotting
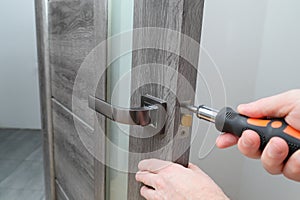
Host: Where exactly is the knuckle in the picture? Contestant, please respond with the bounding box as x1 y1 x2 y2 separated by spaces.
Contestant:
162 162 181 173
135 172 141 180
140 187 145 196
262 163 275 174
154 177 165 190
288 89 300 96
284 163 300 178
168 162 183 170
261 160 283 175
289 164 300 175
152 195 161 200
265 167 282 175
283 151 300 181
243 150 257 158
283 169 300 181
140 187 146 197
238 140 259 158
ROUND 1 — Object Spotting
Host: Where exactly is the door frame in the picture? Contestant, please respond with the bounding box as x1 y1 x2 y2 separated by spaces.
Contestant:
35 0 205 199
35 0 55 199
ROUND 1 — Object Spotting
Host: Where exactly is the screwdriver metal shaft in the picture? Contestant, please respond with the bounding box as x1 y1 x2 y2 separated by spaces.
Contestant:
182 104 218 123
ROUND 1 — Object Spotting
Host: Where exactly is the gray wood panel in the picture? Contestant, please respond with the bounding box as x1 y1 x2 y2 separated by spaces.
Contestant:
48 0 108 199
128 0 204 199
129 0 183 167
49 0 95 110
52 100 95 200
56 181 69 200
49 0 107 112
172 0 205 166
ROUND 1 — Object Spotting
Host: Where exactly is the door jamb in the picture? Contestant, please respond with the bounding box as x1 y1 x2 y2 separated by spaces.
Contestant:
35 0 56 199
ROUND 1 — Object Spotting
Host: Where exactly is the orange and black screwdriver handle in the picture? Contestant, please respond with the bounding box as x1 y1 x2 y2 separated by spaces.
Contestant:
215 107 300 159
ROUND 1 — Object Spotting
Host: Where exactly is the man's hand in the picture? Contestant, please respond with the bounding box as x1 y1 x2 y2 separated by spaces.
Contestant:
216 89 300 181
135 159 229 200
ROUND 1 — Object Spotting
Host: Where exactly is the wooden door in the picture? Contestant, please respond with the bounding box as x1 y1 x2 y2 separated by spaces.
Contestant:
127 1 205 198
36 0 205 199
36 0 107 199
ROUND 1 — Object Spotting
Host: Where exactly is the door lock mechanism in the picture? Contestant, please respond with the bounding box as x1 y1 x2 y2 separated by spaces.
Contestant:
88 94 167 127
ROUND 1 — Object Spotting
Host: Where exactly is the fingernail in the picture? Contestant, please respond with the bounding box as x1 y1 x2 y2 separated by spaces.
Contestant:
216 135 221 143
242 136 254 147
135 172 140 180
237 104 245 109
267 142 284 159
237 104 248 114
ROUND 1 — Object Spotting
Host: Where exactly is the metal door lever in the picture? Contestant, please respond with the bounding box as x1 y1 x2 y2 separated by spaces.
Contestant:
88 95 167 126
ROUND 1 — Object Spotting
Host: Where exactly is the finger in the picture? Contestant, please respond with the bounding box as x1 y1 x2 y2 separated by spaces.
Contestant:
188 163 202 172
188 163 208 176
188 163 199 170
261 137 289 175
135 171 161 189
237 90 297 118
140 185 158 200
285 104 300 131
283 150 300 181
138 159 173 173
237 130 261 159
216 133 239 149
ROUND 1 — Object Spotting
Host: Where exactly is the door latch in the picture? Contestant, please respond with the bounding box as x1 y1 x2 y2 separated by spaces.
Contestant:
88 94 167 127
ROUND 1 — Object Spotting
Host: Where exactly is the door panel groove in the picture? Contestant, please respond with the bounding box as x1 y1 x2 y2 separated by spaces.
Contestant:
51 98 93 131
46 0 108 198
55 180 70 200
52 100 95 200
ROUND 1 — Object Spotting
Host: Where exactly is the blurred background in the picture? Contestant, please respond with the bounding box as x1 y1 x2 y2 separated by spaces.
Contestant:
0 0 44 199
191 0 300 199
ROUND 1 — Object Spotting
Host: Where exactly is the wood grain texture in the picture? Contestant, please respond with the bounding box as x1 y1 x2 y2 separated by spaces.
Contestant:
49 0 95 110
172 0 205 166
128 0 183 199
49 0 107 111
52 100 95 200
128 0 204 199
129 0 183 162
48 0 108 199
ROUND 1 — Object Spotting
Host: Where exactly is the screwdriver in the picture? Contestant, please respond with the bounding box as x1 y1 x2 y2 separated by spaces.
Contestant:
184 104 300 159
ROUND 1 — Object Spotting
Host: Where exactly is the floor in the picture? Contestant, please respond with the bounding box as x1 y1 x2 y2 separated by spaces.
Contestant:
0 129 45 200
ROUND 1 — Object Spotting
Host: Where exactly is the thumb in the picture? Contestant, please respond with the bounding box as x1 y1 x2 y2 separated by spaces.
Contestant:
237 90 300 130
237 90 298 118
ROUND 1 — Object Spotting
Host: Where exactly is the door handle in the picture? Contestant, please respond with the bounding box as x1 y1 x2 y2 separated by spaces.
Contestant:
88 95 167 126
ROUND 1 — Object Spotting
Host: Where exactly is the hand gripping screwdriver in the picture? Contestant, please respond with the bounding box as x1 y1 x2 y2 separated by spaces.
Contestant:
184 104 300 159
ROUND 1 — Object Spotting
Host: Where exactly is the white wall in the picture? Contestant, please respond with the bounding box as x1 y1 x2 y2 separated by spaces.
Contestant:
191 0 268 199
239 1 300 199
0 0 41 129
191 0 300 199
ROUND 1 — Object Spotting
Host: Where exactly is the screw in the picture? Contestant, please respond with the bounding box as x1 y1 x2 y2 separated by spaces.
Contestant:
181 130 186 136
